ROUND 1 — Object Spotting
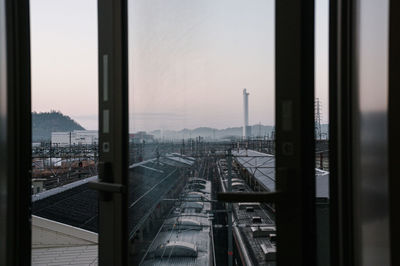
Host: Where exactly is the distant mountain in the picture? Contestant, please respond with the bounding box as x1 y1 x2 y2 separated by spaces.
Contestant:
149 123 329 140
32 111 85 142
150 124 276 140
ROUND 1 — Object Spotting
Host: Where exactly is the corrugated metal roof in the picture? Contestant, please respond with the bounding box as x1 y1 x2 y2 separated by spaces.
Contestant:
32 245 98 266
32 155 195 234
164 154 195 166
171 153 196 161
32 176 98 202
232 149 276 191
233 149 330 198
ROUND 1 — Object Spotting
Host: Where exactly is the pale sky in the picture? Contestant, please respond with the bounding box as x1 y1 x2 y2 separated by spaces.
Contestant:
31 0 328 132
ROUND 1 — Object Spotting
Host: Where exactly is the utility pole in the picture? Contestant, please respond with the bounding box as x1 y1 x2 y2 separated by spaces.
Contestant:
227 148 233 266
68 131 72 180
156 146 160 164
315 98 322 140
49 141 52 168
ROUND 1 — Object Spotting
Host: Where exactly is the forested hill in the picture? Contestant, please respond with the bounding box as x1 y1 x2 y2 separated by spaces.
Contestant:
32 111 85 142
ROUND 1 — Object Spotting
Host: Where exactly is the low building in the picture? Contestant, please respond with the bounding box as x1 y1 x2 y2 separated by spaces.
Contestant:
129 131 155 143
51 130 98 146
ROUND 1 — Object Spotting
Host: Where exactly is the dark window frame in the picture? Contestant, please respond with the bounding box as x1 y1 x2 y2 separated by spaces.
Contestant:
329 0 355 265
0 0 32 265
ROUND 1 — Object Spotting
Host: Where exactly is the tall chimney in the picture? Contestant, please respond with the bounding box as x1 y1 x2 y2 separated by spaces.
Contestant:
243 89 250 139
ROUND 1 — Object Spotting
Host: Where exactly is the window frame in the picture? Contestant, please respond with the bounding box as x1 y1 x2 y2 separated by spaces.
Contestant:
0 0 32 265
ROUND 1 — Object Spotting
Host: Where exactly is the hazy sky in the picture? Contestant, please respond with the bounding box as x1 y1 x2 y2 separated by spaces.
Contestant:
31 0 328 132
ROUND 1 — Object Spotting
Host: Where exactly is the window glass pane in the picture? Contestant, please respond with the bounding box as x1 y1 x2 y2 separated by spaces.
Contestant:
353 0 390 264
128 1 276 265
315 0 330 265
30 1 99 265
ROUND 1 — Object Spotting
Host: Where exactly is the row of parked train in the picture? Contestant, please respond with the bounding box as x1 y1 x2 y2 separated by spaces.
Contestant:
218 158 277 266
141 176 215 265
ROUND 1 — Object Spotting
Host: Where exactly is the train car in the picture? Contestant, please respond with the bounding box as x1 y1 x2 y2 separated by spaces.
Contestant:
217 157 277 266
140 177 215 266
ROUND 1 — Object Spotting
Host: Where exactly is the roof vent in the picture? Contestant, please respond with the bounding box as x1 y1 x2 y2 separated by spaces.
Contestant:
252 216 262 223
260 243 276 261
188 183 206 190
164 218 202 231
239 202 260 210
185 191 204 199
182 201 204 211
154 241 198 258
251 226 276 238
232 182 245 188
246 207 254 212
189 178 207 185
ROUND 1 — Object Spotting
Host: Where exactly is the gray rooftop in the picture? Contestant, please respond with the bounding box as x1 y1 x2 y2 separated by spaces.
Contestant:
32 245 98 266
232 149 329 199
232 149 276 191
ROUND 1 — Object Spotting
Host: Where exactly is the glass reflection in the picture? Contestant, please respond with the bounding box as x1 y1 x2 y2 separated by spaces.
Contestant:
128 1 276 265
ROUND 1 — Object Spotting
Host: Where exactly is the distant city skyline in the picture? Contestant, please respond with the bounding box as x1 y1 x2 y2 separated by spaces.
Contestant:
31 0 328 131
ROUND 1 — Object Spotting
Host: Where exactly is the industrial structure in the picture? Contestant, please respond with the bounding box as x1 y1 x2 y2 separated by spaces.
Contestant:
315 98 323 140
243 89 251 139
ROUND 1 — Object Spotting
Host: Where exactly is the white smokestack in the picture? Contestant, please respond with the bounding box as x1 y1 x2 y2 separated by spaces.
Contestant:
243 88 250 139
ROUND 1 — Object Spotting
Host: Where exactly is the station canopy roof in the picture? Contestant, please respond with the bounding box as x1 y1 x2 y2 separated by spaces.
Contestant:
233 149 329 199
33 155 195 233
